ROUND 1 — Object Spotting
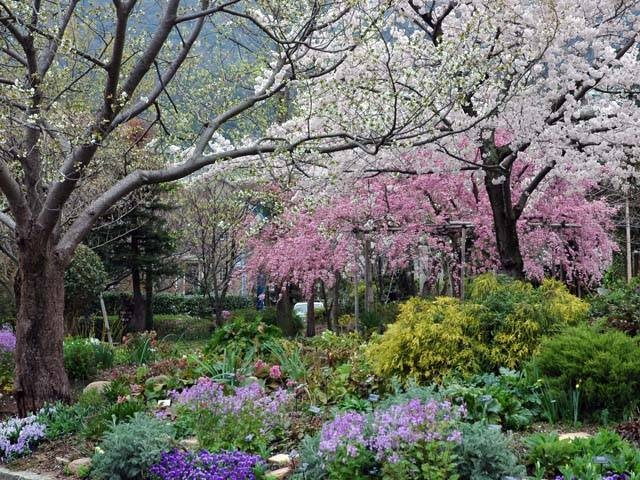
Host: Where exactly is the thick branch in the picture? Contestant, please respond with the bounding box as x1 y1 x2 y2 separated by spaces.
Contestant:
513 160 556 219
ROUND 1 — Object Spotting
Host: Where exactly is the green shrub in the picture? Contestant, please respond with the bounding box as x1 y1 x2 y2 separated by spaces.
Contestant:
84 380 144 440
366 297 490 382
441 369 542 430
90 413 175 480
260 306 278 326
64 338 96 380
308 331 364 364
100 293 251 318
39 399 97 440
590 280 640 335
525 430 640 478
153 315 211 340
205 316 282 358
65 245 107 333
455 422 526 480
63 338 114 380
360 302 399 334
122 331 157 365
532 325 640 418
367 274 588 383
469 275 588 368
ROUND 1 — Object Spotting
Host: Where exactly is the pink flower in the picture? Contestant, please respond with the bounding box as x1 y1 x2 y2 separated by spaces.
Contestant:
269 365 282 380
222 310 232 320
254 360 267 371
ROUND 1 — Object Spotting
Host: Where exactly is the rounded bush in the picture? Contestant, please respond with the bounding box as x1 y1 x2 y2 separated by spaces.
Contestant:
366 297 490 382
64 338 114 381
532 325 640 417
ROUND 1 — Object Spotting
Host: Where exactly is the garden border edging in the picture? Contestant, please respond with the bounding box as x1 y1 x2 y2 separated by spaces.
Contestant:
0 468 52 480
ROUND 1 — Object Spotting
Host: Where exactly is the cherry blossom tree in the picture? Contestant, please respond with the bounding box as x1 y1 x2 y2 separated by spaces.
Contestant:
250 157 617 308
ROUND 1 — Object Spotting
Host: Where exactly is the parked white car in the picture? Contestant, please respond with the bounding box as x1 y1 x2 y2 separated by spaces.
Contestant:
293 301 325 319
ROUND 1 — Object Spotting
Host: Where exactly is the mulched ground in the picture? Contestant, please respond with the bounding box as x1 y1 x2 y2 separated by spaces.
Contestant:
8 435 94 478
0 393 17 418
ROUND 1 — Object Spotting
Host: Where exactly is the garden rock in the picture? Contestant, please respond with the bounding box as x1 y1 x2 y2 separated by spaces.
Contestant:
67 458 92 475
179 437 199 449
559 432 592 441
268 454 291 466
82 381 110 394
266 467 291 479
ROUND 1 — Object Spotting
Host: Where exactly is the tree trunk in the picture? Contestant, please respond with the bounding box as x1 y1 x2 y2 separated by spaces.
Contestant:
130 264 145 331
330 273 340 331
14 247 71 416
129 236 145 331
483 168 525 279
144 270 154 331
275 284 296 336
306 296 316 338
363 237 374 313
319 280 329 330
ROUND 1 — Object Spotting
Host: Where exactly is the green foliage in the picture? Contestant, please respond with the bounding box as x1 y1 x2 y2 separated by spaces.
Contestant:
525 430 640 478
366 297 489 382
0 342 13 395
441 369 542 430
40 382 145 441
360 303 399 334
260 306 278 326
64 245 107 331
100 293 250 317
455 422 525 480
470 275 588 368
189 348 255 385
90 413 175 480
39 400 94 440
308 330 365 364
367 275 588 382
532 325 640 418
63 338 114 380
205 315 282 358
292 434 327 479
381 441 459 480
153 315 211 341
122 331 158 365
590 280 640 335
324 445 376 480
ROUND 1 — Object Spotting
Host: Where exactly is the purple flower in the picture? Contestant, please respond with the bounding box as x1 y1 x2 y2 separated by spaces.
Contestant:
0 326 16 353
318 398 464 467
318 411 368 458
170 378 291 442
0 415 46 462
149 449 265 480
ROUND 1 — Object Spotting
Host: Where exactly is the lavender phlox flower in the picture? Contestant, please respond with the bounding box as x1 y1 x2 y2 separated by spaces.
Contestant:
319 397 465 466
318 411 368 458
0 415 46 462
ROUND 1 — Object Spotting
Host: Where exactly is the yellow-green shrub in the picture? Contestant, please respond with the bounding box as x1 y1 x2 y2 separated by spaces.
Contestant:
367 274 589 382
366 297 491 382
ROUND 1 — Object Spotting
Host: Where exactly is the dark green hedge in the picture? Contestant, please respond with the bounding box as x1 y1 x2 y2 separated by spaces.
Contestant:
99 292 252 317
